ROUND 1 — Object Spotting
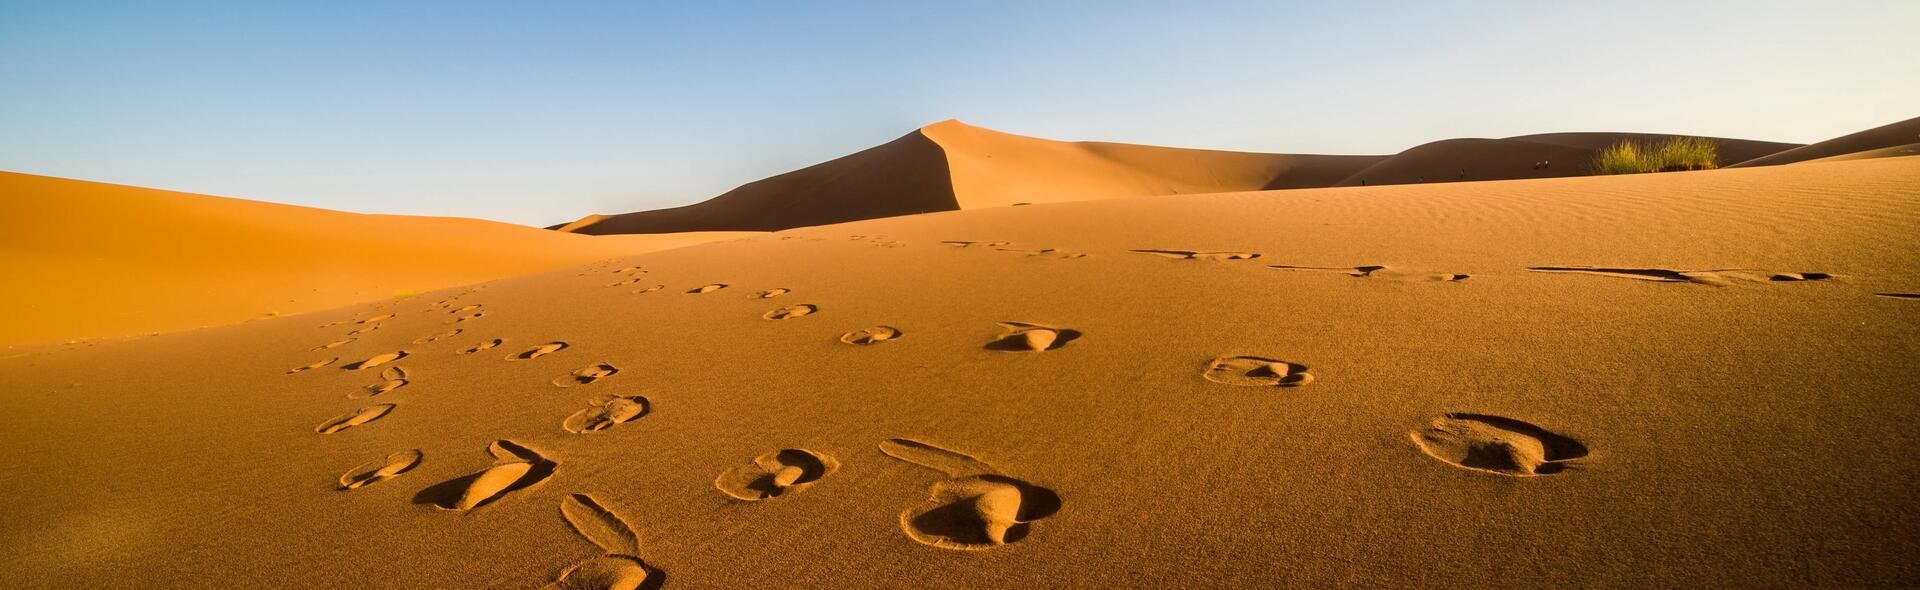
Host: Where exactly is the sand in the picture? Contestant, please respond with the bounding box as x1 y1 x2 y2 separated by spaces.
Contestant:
0 172 758 347
1 142 1915 587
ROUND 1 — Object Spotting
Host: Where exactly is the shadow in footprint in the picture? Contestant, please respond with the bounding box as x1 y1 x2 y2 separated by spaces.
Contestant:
879 438 1060 550
985 322 1080 352
1132 249 1260 260
553 363 619 387
563 395 651 433
414 440 556 511
714 449 840 501
315 404 395 434
459 339 504 355
507 342 569 361
1204 355 1314 387
904 475 1063 549
841 326 902 345
545 493 663 590
338 449 423 490
288 358 337 374
763 304 818 320
343 351 408 371
1272 264 1467 282
1411 413 1588 476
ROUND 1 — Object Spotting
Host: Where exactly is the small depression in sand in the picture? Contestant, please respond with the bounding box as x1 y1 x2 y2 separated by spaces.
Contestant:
1411 413 1589 476
714 449 840 500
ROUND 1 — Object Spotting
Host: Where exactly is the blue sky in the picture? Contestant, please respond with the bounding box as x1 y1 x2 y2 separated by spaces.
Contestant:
2 1 1914 226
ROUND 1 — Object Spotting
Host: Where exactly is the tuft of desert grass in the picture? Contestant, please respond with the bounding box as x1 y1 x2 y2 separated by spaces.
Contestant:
1593 137 1719 175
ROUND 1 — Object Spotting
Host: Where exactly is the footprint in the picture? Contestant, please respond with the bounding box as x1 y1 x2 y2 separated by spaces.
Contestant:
1522 266 1783 286
942 240 1009 248
607 277 643 287
553 363 619 387
507 342 569 361
346 324 381 336
358 314 396 324
343 351 408 371
1878 293 1920 300
311 338 355 351
686 284 728 294
459 338 504 355
879 438 1060 550
840 326 902 345
338 449 423 490
288 358 338 374
413 328 463 344
1272 264 1468 281
315 403 395 434
632 285 665 294
1203 356 1314 387
348 366 411 400
562 395 651 433
546 494 654 590
756 288 790 298
415 440 557 511
1132 249 1260 260
714 449 840 500
1768 272 1834 282
985 322 1080 352
451 311 486 323
1410 413 1588 476
994 247 1056 256
452 304 481 314
613 266 644 274
762 304 818 320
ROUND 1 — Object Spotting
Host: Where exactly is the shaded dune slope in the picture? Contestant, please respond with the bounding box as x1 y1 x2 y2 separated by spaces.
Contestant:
0 172 752 345
1729 115 1920 167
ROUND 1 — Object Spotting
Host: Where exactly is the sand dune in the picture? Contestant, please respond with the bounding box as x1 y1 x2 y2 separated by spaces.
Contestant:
1332 133 1800 187
1729 115 1920 167
559 122 1810 234
0 172 757 346
2 156 1914 588
554 120 1385 234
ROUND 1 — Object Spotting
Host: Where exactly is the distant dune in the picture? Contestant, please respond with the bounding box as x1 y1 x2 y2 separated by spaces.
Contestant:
1729 115 1920 167
554 120 1385 234
559 122 1804 234
0 172 755 345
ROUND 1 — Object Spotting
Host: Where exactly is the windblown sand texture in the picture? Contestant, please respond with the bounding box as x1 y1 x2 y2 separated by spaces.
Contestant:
0 119 1916 588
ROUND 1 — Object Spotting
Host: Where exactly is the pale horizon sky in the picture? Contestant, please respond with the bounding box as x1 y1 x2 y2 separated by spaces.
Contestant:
2 1 1914 226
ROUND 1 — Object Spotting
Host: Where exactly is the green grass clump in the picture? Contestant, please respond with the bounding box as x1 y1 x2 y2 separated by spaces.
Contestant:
1592 137 1719 175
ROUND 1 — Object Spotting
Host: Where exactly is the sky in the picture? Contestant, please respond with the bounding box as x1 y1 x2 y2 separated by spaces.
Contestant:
2 1 1914 226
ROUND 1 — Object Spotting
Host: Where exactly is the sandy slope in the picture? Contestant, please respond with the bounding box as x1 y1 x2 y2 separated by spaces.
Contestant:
1730 115 1920 167
0 172 757 346
556 121 1386 234
2 158 1914 588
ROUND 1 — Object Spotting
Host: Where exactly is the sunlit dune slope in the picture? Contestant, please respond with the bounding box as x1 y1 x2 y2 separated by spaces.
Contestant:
0 172 756 345
2 157 1913 588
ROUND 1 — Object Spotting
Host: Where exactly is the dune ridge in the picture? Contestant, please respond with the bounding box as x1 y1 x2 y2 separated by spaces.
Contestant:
556 121 1809 235
1729 115 1920 167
